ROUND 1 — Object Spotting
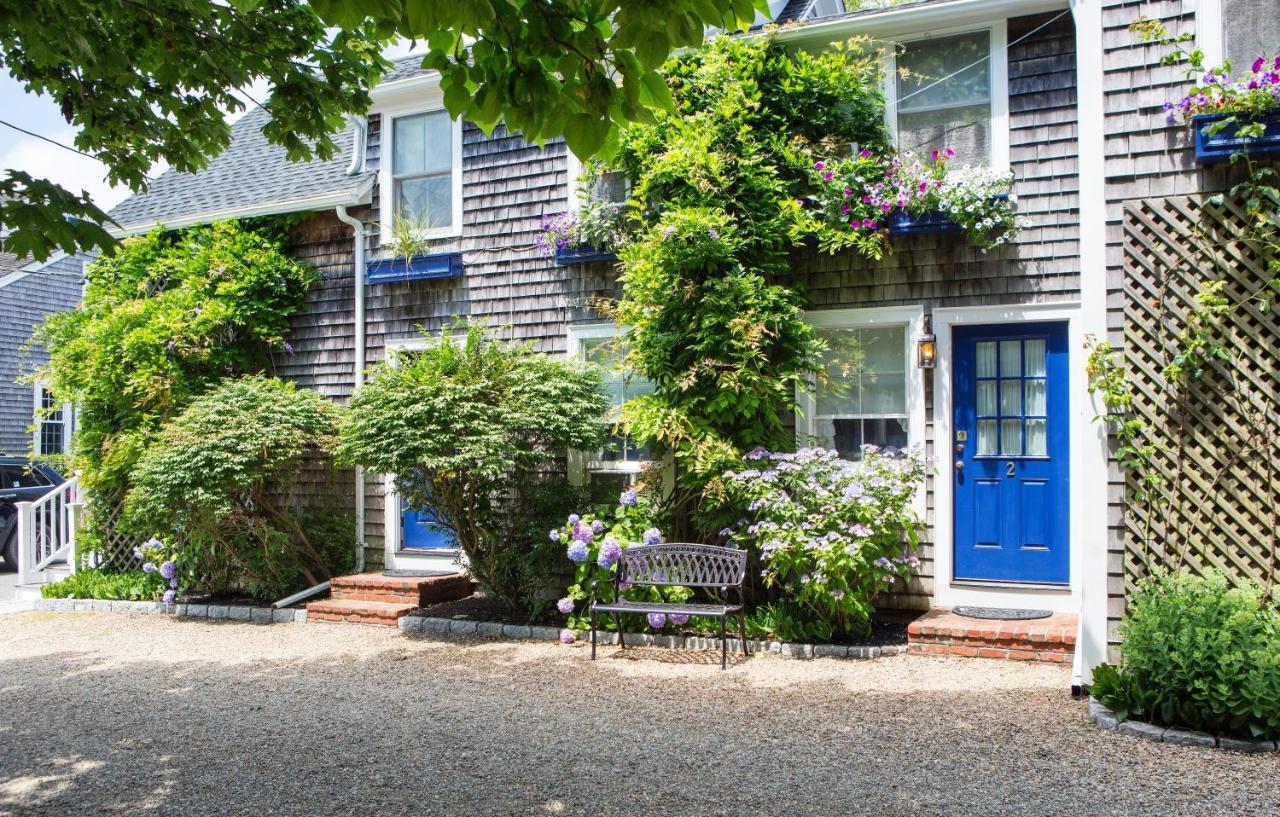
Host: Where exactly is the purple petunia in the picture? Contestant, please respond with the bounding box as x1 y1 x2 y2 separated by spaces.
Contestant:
642 528 663 546
597 536 622 568
559 629 575 644
556 597 575 615
619 490 638 507
159 561 176 580
567 541 589 563
647 612 667 629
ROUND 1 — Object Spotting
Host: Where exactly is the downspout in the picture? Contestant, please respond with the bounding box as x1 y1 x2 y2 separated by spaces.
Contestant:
336 117 369 575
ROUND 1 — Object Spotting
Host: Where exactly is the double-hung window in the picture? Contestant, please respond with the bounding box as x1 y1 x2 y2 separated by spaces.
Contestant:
34 386 69 456
800 308 924 460
569 325 654 477
565 153 629 212
888 25 1008 168
391 110 456 232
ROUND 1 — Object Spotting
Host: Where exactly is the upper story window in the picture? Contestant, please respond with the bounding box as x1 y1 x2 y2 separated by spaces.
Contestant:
801 0 846 20
376 96 464 245
34 386 69 456
888 25 1009 169
565 153 629 212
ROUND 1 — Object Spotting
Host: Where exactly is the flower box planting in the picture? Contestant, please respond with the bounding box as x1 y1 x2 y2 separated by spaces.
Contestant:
1192 111 1280 164
553 244 618 265
887 194 1011 237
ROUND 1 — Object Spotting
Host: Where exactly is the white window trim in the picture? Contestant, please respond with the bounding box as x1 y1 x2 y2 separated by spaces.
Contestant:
882 20 1010 171
375 87 464 249
31 382 72 456
380 331 469 566
566 322 652 477
797 305 927 456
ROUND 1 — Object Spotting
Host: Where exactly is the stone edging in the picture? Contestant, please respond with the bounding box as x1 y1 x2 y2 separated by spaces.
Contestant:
397 614 905 660
34 598 306 624
1089 698 1279 753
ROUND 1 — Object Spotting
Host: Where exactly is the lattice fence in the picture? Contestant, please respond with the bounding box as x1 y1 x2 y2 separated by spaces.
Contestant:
83 488 145 570
1121 195 1280 598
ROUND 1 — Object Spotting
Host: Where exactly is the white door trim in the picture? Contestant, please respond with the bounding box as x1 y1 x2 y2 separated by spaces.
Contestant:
931 301 1090 614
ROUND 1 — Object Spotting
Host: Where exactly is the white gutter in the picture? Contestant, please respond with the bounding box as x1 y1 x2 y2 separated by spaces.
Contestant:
335 204 367 575
110 176 375 238
770 0 1069 44
346 116 368 175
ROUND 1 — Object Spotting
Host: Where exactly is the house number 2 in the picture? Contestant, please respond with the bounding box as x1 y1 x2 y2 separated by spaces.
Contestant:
1006 461 1016 477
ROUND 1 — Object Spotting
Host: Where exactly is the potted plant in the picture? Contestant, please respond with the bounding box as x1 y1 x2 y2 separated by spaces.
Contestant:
366 214 462 283
1163 53 1280 165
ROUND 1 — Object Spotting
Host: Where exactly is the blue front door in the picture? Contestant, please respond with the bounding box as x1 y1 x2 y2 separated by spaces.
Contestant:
952 322 1069 585
402 501 452 550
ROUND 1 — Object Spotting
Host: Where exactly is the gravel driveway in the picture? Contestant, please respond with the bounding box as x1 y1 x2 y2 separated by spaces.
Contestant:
1 612 1276 817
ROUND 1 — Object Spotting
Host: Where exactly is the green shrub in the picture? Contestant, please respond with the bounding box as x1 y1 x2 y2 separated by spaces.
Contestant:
338 323 611 612
41 569 167 601
125 375 352 600
1090 570 1280 740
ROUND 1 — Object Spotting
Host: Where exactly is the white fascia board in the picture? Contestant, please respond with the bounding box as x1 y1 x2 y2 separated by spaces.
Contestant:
109 176 375 238
1 251 72 290
369 71 443 107
771 0 1069 45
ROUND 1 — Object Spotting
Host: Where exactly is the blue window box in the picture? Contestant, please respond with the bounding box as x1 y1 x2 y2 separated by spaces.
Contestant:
1193 111 1280 165
887 194 1008 237
367 252 463 284
554 244 618 265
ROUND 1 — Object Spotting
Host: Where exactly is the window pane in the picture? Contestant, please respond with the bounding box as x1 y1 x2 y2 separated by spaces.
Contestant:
1025 418 1047 456
976 381 996 417
977 419 997 455
1025 379 1046 415
896 104 992 167
594 170 628 204
861 372 906 415
39 423 62 456
1001 419 1022 456
581 332 653 463
397 175 453 229
815 326 906 416
999 341 1022 378
1000 380 1021 416
976 342 997 378
393 112 451 176
896 31 991 112
818 417 907 459
1024 339 1046 377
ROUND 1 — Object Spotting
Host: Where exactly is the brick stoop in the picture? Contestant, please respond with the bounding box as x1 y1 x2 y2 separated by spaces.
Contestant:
307 571 473 626
906 607 1077 663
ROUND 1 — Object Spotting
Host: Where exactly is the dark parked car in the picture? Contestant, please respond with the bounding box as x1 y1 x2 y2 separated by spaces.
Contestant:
0 456 65 571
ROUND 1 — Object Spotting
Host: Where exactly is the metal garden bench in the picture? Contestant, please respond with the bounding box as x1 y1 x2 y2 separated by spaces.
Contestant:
590 542 749 669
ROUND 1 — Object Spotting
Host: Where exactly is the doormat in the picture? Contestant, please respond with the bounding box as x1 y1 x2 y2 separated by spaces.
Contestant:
952 606 1052 621
382 569 457 578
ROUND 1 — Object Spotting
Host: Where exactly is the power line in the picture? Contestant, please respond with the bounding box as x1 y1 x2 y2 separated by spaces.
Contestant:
0 119 98 162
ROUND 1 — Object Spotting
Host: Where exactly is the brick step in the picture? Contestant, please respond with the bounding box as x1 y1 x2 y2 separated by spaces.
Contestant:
328 572 473 607
306 599 418 626
907 607 1077 664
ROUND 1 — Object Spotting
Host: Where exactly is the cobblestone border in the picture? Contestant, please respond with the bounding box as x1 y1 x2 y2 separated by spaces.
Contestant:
34 598 306 624
1089 698 1278 753
397 614 905 660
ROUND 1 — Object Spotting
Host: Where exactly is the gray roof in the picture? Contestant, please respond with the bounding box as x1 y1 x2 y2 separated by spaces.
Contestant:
0 250 29 275
107 105 372 234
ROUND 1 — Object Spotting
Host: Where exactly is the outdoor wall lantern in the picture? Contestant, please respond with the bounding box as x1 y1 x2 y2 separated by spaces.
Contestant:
917 315 937 369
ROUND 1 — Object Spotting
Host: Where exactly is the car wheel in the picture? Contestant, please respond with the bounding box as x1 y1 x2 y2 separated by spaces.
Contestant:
1 527 16 573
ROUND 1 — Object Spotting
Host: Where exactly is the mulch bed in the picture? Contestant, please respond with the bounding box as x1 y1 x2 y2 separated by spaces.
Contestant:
417 593 914 646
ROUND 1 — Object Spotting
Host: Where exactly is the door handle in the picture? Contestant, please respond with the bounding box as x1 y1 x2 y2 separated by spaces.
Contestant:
954 460 964 471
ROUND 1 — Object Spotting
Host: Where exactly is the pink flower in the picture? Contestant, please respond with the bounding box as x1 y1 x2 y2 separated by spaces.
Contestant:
930 149 939 161
862 196 873 204
945 147 955 158
880 202 892 212
843 187 854 197
1254 57 1266 73
559 629 575 644
840 204 850 215
823 171 833 182
859 148 871 158
814 161 825 171
918 182 927 194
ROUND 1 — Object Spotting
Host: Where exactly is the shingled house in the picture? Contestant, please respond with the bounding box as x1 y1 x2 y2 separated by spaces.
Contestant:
104 0 1277 676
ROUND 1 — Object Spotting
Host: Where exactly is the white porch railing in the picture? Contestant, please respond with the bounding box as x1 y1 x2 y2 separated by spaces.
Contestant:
16 475 83 586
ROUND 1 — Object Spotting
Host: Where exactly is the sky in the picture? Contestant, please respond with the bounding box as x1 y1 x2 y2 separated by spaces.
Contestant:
0 41 423 215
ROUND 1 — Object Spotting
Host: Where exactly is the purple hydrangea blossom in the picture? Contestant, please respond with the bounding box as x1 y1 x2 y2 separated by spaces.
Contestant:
549 528 561 542
591 519 605 534
642 528 663 546
567 541 590 563
559 629 576 644
133 547 144 559
142 562 156 574
619 490 638 507
647 612 667 629
159 561 176 580
162 590 176 604
597 536 622 568
567 514 580 525
668 614 689 626
572 523 595 544
169 578 178 589
556 597 575 614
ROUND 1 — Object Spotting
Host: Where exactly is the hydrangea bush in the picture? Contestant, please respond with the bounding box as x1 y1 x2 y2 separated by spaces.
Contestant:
132 536 183 604
553 487 692 637
707 446 927 640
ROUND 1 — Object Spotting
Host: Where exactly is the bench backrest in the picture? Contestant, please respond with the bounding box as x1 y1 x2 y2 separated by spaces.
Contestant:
617 543 748 589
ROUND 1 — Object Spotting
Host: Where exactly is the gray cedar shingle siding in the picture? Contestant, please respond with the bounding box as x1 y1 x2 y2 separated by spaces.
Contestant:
0 255 83 453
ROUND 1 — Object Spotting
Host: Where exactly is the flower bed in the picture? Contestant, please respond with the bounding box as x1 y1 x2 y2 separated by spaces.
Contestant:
1161 50 1280 164
1192 110 1280 164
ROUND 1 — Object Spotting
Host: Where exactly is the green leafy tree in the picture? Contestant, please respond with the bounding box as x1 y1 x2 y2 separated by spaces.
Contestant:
34 220 317 522
608 34 890 494
337 323 611 609
1 0 765 261
125 376 353 599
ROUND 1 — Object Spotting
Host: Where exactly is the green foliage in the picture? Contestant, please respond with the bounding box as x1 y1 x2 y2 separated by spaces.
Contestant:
605 34 890 490
1089 570 1280 739
0 1 389 261
34 221 318 530
1084 334 1163 505
338 323 611 609
125 375 351 600
491 478 592 621
40 569 167 601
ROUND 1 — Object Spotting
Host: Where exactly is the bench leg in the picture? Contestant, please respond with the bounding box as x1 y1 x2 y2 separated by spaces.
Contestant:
590 607 597 661
613 611 625 650
737 609 748 656
720 615 727 670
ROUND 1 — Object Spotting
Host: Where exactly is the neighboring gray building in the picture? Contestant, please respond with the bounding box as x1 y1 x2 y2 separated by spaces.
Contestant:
0 252 83 455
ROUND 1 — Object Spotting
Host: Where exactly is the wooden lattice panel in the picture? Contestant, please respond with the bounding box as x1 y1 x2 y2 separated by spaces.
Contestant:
1121 195 1280 598
85 489 145 570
